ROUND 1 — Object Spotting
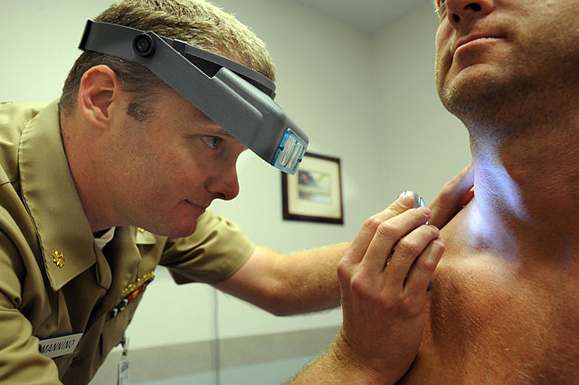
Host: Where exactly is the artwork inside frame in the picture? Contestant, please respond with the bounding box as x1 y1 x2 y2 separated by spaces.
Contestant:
281 152 344 224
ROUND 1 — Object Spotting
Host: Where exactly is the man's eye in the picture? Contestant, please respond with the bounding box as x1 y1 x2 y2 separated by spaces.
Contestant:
202 136 221 149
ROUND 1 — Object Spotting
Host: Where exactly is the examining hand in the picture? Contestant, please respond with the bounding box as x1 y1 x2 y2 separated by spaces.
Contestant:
333 195 443 383
287 166 475 384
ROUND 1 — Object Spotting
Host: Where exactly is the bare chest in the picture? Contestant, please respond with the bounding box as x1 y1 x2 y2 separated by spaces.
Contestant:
398 259 579 384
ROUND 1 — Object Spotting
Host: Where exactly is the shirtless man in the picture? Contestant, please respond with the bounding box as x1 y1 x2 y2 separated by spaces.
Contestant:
399 0 579 383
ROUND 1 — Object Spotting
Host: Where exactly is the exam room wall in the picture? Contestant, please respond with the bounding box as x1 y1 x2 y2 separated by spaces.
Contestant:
371 3 471 205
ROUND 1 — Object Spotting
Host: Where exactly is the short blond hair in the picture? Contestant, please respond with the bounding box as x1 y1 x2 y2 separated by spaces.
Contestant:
60 0 276 118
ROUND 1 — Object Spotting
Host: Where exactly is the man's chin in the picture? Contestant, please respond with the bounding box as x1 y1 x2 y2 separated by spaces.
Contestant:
170 221 199 238
148 218 199 238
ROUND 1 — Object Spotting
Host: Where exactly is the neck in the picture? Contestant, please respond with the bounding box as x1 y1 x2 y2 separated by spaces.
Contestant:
60 109 118 233
459 119 579 265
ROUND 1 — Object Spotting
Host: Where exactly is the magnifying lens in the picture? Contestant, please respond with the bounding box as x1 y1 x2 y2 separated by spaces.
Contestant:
78 20 308 174
399 191 426 211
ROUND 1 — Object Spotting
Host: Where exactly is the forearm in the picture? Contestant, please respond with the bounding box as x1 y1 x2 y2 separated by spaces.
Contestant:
215 242 350 316
277 242 350 313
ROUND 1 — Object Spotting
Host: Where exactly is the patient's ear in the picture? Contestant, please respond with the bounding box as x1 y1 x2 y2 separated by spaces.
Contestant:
77 65 123 130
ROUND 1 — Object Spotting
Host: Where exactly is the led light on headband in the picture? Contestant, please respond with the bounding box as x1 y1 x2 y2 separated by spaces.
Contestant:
78 20 308 174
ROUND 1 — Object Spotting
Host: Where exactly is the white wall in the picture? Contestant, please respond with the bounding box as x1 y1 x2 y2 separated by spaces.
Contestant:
1 1 112 102
371 3 471 204
0 0 471 356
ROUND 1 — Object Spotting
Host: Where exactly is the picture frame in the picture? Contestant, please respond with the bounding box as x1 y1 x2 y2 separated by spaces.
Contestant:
282 152 344 224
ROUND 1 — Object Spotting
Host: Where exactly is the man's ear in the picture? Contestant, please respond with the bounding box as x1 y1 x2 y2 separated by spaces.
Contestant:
77 65 123 130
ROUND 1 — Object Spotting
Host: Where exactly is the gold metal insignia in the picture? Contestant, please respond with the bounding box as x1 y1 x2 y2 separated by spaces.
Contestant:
122 271 155 296
52 250 65 268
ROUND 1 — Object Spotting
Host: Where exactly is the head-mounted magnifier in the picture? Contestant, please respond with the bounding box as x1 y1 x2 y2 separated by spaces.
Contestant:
78 20 308 174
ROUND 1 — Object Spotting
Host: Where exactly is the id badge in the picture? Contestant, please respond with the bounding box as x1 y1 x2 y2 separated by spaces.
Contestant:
117 337 130 385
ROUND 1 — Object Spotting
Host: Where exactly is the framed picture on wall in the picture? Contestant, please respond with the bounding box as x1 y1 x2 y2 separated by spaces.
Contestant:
281 152 344 224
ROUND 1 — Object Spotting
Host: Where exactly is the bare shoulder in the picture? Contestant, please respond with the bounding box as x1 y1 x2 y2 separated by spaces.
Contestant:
398 231 579 384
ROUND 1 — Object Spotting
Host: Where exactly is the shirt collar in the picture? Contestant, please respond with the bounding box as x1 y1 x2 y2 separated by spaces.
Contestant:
19 100 101 291
94 227 116 250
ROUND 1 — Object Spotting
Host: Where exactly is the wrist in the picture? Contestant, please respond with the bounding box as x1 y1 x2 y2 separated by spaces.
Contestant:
329 332 396 385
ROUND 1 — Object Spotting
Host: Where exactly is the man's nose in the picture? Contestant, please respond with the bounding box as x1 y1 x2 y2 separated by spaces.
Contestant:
445 0 494 27
207 165 240 201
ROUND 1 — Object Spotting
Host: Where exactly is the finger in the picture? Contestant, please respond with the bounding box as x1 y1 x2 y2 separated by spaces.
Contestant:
383 223 441 290
403 235 445 296
359 207 432 276
343 195 417 266
429 163 474 228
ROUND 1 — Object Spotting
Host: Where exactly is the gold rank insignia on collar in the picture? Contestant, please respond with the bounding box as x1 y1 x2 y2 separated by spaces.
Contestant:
111 271 156 319
52 250 65 268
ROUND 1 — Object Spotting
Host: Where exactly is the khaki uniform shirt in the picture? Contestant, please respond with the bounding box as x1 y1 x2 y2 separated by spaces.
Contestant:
0 101 255 384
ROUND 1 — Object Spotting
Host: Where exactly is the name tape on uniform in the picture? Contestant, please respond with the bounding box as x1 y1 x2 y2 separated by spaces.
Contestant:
39 332 83 358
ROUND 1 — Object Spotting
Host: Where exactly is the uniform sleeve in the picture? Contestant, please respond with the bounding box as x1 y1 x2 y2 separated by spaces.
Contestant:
160 209 256 285
0 231 62 384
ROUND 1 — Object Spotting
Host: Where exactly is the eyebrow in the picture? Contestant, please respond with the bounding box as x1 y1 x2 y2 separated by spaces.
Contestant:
194 112 235 138
204 125 234 138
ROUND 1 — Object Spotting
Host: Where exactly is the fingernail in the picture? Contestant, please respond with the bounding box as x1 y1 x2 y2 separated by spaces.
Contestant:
398 194 414 208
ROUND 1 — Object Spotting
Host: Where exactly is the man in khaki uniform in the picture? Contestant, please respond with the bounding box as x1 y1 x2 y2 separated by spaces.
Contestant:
0 100 256 382
0 0 473 383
